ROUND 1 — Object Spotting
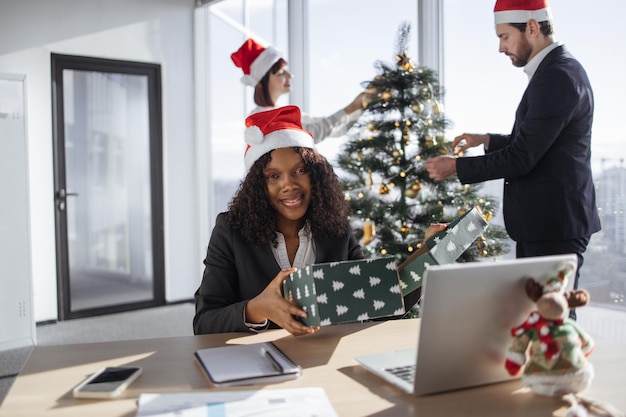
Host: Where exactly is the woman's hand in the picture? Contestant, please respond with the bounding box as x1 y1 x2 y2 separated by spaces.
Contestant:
408 223 449 259
345 87 378 114
424 223 448 241
245 268 320 336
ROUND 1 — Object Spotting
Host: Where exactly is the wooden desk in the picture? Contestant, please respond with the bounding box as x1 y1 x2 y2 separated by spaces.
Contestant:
1 319 624 417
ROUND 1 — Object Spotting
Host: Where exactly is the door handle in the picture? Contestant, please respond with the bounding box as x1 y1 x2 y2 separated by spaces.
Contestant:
56 189 79 211
56 189 79 199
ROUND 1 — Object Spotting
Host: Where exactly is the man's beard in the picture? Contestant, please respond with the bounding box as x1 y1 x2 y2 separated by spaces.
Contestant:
508 37 533 67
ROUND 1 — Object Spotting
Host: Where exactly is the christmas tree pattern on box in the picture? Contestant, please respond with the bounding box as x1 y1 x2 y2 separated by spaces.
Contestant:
283 257 405 327
398 206 489 297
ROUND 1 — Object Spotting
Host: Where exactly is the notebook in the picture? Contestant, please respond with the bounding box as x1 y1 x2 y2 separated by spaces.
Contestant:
194 342 302 387
354 254 577 396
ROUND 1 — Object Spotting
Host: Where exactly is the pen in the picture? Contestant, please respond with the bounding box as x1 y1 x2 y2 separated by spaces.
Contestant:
264 349 284 373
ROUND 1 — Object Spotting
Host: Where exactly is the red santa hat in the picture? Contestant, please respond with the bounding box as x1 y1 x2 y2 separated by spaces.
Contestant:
493 0 552 24
244 106 315 170
231 38 284 87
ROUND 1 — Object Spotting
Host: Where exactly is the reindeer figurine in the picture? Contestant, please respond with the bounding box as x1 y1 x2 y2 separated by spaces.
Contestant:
504 263 594 398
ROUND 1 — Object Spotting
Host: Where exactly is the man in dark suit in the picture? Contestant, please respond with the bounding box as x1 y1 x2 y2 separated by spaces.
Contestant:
424 0 601 313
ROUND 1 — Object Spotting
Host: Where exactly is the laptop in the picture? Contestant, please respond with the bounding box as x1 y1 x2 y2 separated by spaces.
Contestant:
354 254 577 396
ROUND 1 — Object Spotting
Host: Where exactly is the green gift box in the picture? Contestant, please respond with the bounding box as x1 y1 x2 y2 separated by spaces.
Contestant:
398 206 489 307
283 257 405 327
283 207 488 326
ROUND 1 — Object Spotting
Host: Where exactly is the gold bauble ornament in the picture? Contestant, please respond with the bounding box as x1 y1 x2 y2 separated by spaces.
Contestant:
379 183 390 195
484 211 494 222
392 149 402 158
476 235 488 256
381 90 392 101
361 220 375 245
381 248 388 255
411 102 424 114
400 222 410 235
405 180 421 199
432 100 445 114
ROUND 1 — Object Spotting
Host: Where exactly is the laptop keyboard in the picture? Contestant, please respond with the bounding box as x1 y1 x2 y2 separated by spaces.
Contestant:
385 364 416 384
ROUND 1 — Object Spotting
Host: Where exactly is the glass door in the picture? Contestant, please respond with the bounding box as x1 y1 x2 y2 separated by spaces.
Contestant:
51 54 165 319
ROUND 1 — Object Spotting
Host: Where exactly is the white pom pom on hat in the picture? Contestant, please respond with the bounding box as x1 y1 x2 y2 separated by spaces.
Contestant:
244 125 264 145
493 0 552 25
243 105 315 170
231 38 284 87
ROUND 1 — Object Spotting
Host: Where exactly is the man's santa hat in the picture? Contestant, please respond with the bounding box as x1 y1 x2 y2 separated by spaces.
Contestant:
244 106 315 170
231 38 284 87
494 0 552 24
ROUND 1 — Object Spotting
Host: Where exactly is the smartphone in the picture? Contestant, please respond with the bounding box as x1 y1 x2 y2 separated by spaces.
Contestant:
72 366 142 399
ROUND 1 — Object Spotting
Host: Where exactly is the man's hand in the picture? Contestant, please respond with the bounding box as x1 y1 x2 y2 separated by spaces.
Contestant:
452 133 490 154
424 155 457 181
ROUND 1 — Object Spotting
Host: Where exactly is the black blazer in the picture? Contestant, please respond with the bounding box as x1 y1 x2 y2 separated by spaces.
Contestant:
456 45 601 242
193 212 364 334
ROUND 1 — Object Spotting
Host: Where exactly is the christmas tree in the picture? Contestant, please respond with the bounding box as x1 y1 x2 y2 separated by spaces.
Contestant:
338 22 510 265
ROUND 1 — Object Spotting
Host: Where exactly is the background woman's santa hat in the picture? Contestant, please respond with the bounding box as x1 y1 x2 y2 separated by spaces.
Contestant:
244 106 315 170
494 0 552 24
231 38 284 87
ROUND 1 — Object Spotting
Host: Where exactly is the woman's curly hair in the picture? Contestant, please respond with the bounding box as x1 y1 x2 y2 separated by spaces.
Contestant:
226 147 351 246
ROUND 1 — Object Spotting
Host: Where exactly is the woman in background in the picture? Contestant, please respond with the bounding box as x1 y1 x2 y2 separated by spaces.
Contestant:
231 38 372 144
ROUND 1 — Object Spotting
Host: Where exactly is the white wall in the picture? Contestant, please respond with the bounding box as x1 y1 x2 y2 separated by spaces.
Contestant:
0 0 201 322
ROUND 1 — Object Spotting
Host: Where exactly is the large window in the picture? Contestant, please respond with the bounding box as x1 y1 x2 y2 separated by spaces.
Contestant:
307 0 419 160
199 0 418 225
202 0 289 224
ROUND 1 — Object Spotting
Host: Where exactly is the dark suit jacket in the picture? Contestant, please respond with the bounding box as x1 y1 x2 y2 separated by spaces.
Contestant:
456 45 601 242
193 212 364 334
